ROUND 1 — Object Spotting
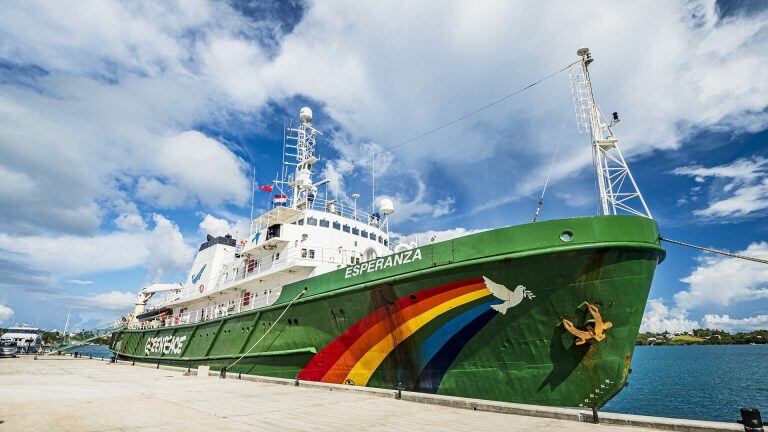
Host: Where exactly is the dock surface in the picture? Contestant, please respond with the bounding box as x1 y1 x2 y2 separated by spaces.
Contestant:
0 356 739 431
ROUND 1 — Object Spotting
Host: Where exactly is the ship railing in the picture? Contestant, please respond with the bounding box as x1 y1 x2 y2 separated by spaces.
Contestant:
149 246 359 328
289 196 390 233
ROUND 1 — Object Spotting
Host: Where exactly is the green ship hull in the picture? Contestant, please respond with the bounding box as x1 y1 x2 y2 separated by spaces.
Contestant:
110 215 664 408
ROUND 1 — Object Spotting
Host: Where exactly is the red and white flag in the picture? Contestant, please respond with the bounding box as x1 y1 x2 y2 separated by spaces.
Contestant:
273 194 287 204
258 184 273 193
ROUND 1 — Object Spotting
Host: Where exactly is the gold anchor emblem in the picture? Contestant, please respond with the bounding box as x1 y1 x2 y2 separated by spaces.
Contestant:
562 303 613 345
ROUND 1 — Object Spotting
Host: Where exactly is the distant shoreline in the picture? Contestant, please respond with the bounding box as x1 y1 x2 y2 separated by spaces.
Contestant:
637 329 767 346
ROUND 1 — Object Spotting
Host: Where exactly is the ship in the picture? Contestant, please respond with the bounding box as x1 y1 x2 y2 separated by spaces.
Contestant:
110 47 665 409
1 323 43 354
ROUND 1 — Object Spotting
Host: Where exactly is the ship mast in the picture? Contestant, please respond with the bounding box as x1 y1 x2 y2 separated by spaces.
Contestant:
278 107 322 209
571 47 652 218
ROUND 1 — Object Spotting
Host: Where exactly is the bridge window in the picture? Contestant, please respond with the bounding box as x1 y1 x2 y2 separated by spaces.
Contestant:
332 221 341 230
319 219 330 228
307 217 318 226
352 227 360 235
370 233 377 241
297 218 304 225
308 249 315 259
361 230 368 238
343 224 351 233
384 239 388 247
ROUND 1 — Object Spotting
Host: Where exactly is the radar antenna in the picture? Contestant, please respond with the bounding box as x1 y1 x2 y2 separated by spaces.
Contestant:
570 47 652 218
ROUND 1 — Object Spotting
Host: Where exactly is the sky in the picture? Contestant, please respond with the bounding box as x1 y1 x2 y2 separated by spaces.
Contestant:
0 0 767 333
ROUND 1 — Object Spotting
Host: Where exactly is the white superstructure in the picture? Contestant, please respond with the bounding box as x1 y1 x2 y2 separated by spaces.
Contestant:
130 108 400 329
0 324 43 353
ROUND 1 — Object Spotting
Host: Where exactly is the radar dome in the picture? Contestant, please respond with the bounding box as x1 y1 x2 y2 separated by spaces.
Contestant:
300 107 313 123
379 198 395 215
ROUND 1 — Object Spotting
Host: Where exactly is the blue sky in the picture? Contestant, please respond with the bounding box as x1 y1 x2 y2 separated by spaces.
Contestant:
0 0 767 333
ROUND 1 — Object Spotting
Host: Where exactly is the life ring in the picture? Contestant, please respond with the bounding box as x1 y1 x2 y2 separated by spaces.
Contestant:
199 285 205 293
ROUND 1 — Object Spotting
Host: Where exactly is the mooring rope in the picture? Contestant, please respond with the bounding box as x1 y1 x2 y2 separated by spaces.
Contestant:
226 288 307 371
659 236 768 265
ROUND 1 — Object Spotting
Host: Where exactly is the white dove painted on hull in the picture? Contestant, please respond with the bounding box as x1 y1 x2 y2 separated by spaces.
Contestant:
483 276 535 314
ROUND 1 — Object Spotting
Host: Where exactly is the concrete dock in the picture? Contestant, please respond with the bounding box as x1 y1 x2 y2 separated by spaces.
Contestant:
0 356 740 432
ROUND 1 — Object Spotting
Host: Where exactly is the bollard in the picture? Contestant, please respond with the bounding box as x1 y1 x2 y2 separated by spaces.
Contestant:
592 405 600 424
219 367 227 379
110 356 116 364
395 382 403 400
738 408 764 432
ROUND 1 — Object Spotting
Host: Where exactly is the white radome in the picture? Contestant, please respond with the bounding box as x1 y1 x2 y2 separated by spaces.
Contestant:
379 198 395 215
300 107 313 123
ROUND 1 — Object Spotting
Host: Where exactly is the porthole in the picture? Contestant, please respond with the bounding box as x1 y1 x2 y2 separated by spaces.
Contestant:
560 230 574 242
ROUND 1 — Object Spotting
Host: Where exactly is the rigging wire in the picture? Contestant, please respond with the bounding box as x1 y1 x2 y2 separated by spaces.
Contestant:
659 237 768 265
532 107 570 223
373 60 581 157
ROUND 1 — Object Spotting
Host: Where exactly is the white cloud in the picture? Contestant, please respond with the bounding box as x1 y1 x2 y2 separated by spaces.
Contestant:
135 177 189 209
644 242 768 333
675 242 768 310
701 314 768 332
150 131 249 208
0 304 13 324
392 227 487 247
673 157 768 218
640 298 699 333
144 214 196 282
73 291 136 312
0 213 194 282
65 279 94 285
199 214 248 238
114 213 147 232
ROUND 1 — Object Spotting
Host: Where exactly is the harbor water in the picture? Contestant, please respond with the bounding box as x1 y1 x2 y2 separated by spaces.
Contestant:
66 344 113 358
604 344 768 422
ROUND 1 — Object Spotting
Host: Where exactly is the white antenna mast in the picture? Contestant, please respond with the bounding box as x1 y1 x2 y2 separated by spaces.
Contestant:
371 154 375 214
283 107 322 209
63 306 71 336
248 165 255 237
571 47 652 218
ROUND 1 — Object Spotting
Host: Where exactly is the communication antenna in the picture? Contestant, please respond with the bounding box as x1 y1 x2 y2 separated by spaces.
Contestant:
352 193 360 219
571 47 652 218
248 166 255 237
371 155 375 214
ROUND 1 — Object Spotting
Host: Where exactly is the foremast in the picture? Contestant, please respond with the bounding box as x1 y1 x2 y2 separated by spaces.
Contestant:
276 107 323 210
571 47 652 218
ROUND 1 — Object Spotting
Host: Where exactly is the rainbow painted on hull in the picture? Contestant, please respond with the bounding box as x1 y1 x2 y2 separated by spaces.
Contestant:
297 277 507 388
